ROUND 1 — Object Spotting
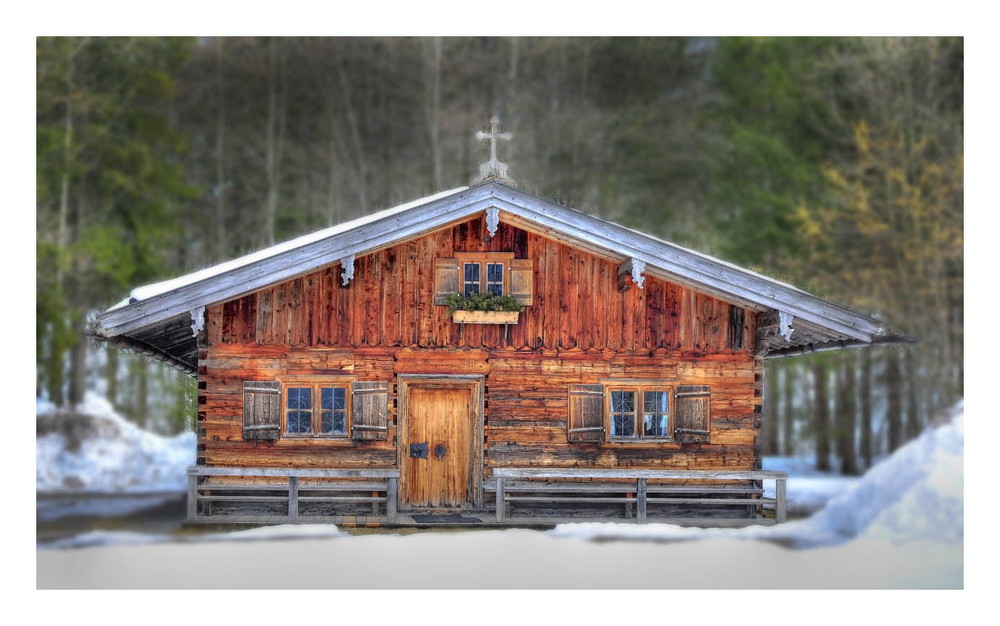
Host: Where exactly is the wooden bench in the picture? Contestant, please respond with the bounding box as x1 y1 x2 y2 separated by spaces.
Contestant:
488 468 787 524
187 467 401 523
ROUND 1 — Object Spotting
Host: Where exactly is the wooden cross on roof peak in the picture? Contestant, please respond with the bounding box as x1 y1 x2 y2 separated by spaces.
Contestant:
472 115 516 186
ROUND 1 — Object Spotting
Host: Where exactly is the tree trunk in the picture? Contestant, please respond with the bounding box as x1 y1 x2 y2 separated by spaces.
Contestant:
106 345 118 409
885 349 904 452
860 348 873 469
762 362 779 455
813 360 831 472
423 37 443 190
68 323 87 407
337 47 369 212
214 36 228 258
131 357 149 429
904 348 922 439
782 362 795 456
836 354 859 475
264 37 287 246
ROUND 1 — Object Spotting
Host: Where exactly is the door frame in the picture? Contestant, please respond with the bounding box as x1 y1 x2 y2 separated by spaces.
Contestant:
396 375 485 511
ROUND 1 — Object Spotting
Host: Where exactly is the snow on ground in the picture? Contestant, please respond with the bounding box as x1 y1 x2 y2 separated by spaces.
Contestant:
36 492 183 521
762 456 859 515
36 393 195 493
35 397 964 589
45 524 343 550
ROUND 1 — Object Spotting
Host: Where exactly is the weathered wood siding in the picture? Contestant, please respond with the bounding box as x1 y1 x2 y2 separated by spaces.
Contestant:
208 217 755 352
197 217 761 473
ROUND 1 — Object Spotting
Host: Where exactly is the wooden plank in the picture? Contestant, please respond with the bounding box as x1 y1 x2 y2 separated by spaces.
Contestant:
186 471 198 520
387 476 398 522
493 468 787 480
191 467 400 478
496 476 505 522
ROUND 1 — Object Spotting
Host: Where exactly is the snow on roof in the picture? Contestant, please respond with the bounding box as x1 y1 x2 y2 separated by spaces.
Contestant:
109 186 469 310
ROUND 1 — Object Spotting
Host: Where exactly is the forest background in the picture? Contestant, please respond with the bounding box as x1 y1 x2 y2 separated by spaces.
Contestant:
35 36 964 475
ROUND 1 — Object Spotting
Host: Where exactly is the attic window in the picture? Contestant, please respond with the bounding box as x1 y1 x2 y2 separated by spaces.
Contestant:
435 253 534 306
464 260 505 296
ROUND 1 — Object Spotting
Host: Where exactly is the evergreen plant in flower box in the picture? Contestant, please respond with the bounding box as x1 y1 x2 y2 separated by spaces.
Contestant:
444 293 523 324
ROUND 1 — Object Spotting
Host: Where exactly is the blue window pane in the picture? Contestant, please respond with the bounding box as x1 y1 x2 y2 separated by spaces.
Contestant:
487 263 503 281
320 409 346 435
612 414 635 437
643 414 669 437
464 263 481 296
321 387 345 410
644 391 668 414
487 263 503 295
287 387 312 410
642 391 669 437
287 411 311 434
611 391 634 413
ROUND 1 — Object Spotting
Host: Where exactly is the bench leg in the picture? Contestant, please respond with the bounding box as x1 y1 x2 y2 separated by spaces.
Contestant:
288 476 299 522
776 478 787 523
637 479 647 524
387 477 398 523
496 477 505 523
186 471 199 520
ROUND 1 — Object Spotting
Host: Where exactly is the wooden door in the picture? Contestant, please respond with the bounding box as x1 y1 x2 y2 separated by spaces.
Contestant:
400 378 482 509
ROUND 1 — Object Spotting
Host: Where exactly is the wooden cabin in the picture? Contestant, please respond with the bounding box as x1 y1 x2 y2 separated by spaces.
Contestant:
96 139 899 528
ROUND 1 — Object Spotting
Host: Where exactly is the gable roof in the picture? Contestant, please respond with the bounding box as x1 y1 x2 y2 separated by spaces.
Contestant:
94 180 900 374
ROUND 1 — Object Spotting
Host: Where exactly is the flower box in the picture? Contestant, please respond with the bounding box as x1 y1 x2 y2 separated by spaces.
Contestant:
452 310 520 324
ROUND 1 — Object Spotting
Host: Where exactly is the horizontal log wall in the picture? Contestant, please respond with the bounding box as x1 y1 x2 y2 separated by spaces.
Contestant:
198 217 761 473
199 344 760 472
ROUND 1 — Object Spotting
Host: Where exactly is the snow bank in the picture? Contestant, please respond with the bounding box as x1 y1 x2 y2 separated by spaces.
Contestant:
42 524 343 550
552 401 964 549
36 393 195 493
195 524 343 543
45 530 175 550
762 456 858 515
803 400 963 546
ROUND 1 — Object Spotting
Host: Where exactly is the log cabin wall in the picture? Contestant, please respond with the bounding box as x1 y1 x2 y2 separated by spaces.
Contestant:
197 217 762 473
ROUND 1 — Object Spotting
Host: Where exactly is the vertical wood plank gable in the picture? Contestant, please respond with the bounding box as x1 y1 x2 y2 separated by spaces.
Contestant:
211 217 754 355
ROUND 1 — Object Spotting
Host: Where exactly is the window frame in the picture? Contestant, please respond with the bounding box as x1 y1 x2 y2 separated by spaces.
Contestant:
604 383 675 442
455 252 515 297
279 377 354 439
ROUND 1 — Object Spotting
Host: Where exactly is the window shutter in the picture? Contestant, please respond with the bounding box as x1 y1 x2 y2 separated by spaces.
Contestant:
243 381 281 441
568 384 605 443
433 258 460 305
674 385 711 443
508 258 534 306
352 381 389 441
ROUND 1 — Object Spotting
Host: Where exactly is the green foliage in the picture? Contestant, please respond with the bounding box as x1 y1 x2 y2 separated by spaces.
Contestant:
444 293 523 313
36 37 199 406
705 37 852 270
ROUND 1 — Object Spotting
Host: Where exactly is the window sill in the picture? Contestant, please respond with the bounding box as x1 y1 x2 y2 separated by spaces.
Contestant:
279 434 351 442
606 437 676 444
452 310 520 324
